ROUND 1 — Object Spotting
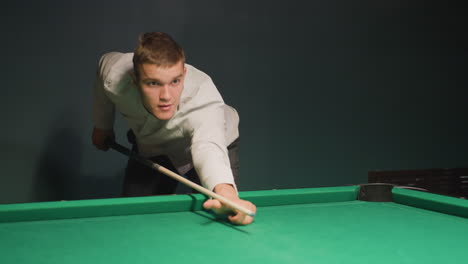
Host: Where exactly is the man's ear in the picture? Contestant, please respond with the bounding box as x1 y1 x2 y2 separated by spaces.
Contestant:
130 70 138 86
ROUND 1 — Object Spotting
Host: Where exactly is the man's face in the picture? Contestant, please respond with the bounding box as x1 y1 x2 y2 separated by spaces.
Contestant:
136 61 186 120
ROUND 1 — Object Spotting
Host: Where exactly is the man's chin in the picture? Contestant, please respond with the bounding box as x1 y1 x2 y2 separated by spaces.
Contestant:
152 111 175 121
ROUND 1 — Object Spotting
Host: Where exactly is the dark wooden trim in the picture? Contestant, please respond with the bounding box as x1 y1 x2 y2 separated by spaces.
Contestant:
368 167 468 198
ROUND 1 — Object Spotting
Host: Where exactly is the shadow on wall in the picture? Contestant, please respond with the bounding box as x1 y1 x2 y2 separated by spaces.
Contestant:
34 123 83 202
34 113 126 202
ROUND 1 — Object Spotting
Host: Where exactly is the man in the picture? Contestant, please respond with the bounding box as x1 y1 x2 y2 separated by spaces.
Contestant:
92 32 255 225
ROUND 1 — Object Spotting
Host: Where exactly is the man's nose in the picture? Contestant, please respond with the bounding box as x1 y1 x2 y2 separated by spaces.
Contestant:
160 85 171 101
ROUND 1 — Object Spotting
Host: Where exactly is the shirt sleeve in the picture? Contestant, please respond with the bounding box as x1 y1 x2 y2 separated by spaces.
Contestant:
189 78 237 192
92 55 115 130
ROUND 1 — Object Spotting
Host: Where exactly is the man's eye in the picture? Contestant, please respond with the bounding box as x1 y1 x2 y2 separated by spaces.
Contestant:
172 79 180 85
147 81 160 86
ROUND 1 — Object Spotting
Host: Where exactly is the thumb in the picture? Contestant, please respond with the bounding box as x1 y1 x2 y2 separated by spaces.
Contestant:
203 199 218 209
203 199 224 213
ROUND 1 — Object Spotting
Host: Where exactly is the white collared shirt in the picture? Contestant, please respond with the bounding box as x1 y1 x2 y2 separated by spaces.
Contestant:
92 52 239 191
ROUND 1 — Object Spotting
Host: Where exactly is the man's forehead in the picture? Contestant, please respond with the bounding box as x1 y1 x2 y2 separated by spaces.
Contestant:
139 62 185 80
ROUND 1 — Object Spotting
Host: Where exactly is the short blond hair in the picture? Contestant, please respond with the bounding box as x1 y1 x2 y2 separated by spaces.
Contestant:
133 32 185 79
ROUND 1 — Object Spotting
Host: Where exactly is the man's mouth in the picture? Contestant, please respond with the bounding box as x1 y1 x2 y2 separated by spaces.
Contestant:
158 104 172 111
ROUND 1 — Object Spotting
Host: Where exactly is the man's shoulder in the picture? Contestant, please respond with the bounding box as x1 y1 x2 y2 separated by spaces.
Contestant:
184 64 212 85
99 52 133 66
180 64 219 104
97 52 134 95
98 52 134 79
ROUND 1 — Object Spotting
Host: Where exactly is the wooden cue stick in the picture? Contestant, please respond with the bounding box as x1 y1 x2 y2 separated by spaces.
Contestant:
108 141 256 217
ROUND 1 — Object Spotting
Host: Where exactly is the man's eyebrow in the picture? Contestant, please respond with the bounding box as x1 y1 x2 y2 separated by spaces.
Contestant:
141 74 184 83
171 74 184 80
141 77 162 83
142 77 162 83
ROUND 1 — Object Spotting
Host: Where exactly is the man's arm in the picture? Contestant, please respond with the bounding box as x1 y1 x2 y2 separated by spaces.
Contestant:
92 54 116 150
188 78 256 225
192 127 257 225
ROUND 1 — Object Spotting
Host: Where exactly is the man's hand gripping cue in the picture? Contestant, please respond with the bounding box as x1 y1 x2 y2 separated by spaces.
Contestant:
203 183 256 225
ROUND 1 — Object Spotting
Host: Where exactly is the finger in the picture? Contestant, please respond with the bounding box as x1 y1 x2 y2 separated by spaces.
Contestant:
241 215 254 225
203 199 223 211
95 144 109 151
202 199 214 209
228 205 255 225
228 211 254 225
229 214 254 225
228 212 244 224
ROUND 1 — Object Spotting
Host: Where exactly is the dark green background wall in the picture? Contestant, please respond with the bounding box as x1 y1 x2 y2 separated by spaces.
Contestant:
1 1 466 203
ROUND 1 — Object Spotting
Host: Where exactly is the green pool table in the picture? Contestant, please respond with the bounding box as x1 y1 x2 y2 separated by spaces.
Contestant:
1 185 467 263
